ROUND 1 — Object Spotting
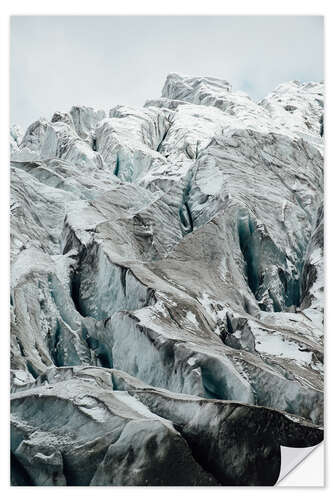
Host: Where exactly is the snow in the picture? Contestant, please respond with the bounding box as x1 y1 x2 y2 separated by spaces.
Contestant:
186 311 199 326
254 327 313 365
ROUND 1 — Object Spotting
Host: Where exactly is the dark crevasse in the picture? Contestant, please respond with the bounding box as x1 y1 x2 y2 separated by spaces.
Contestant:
179 168 195 235
238 214 259 296
113 154 120 177
237 211 303 312
299 203 324 310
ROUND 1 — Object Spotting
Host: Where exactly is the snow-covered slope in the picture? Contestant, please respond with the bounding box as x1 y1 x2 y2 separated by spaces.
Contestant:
10 74 324 486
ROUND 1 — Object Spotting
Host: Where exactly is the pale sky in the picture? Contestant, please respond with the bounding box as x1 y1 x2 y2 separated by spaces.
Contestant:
10 16 323 129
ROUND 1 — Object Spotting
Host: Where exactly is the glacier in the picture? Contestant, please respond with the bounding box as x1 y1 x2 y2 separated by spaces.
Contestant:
10 74 324 486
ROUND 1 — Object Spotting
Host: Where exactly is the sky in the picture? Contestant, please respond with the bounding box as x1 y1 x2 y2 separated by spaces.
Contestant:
10 16 323 129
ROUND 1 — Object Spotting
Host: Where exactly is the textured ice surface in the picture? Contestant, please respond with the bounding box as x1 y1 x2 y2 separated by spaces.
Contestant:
10 74 323 486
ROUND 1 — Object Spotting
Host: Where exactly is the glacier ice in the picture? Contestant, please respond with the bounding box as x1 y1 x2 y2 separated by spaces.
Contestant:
10 73 324 486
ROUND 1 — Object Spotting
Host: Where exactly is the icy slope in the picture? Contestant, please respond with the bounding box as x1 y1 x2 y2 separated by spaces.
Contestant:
10 74 324 486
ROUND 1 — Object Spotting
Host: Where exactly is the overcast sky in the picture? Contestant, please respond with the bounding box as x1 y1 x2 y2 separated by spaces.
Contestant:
10 16 323 129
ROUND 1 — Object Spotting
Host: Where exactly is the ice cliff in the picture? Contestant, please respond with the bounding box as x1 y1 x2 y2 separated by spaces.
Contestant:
10 74 324 486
